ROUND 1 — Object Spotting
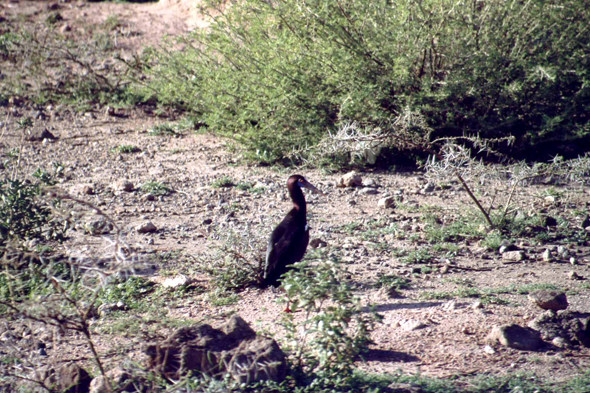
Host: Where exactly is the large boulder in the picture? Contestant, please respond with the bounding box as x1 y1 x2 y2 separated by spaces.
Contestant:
143 315 286 384
57 363 92 393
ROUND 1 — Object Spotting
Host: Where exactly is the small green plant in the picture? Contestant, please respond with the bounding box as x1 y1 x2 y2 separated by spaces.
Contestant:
280 258 382 388
97 276 155 309
375 274 411 290
140 181 170 196
102 14 121 31
208 288 240 307
211 176 235 188
111 145 140 154
398 248 434 265
149 123 182 137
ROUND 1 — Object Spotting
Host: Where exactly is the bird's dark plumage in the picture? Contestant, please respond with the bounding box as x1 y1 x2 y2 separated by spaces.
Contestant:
262 175 322 288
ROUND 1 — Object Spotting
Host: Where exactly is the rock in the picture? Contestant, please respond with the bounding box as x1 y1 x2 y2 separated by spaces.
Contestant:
162 275 189 288
358 187 379 195
498 242 518 254
401 319 427 331
57 363 92 393
309 238 327 248
386 382 422 393
528 310 590 347
422 183 435 193
442 300 457 311
337 171 362 188
487 324 543 351
472 301 484 309
542 215 558 227
90 367 134 393
541 248 552 262
25 127 57 142
544 195 556 204
552 337 569 349
60 23 71 33
557 245 569 258
568 271 583 280
528 290 568 311
502 250 525 262
82 185 95 195
143 315 287 383
378 197 395 209
379 286 402 300
202 218 213 225
98 302 127 316
484 345 496 354
363 178 378 187
143 193 156 201
84 217 114 235
116 180 134 192
136 221 157 234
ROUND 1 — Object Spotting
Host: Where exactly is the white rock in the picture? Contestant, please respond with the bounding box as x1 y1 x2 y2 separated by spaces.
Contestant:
337 171 362 188
401 319 427 331
162 275 190 288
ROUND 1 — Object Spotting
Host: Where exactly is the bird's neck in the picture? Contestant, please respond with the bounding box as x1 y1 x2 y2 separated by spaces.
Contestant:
290 188 307 217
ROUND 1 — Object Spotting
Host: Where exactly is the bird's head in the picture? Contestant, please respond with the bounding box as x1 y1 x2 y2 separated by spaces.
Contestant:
288 175 324 195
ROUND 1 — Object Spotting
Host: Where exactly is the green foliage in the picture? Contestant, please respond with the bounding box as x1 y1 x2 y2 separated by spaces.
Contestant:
0 253 73 303
210 176 235 188
0 178 67 247
140 0 590 163
111 145 141 154
280 258 382 389
97 276 155 309
140 181 171 196
398 248 434 265
375 274 411 290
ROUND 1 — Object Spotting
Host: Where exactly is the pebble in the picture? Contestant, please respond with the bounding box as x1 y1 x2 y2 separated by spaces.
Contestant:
116 180 134 192
527 290 568 311
378 197 395 209
136 221 157 234
358 187 379 195
337 171 362 188
487 324 542 351
162 275 190 288
422 183 435 193
502 250 525 262
401 319 428 331
568 271 583 280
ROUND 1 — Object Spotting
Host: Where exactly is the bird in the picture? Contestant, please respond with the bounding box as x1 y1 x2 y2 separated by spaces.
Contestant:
262 174 323 289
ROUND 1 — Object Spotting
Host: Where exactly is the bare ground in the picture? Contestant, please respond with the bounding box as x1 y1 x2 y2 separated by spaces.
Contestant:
1 0 590 388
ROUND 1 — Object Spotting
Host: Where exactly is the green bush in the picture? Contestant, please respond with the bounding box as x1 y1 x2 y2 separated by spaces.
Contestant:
280 258 382 388
139 0 590 164
0 178 67 247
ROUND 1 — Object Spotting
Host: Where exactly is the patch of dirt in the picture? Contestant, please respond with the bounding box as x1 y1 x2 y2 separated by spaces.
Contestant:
2 0 590 387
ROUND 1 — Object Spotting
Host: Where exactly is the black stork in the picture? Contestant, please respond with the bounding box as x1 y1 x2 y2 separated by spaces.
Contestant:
262 174 323 289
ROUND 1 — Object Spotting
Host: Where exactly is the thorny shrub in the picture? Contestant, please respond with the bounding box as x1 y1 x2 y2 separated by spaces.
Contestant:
139 0 590 164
